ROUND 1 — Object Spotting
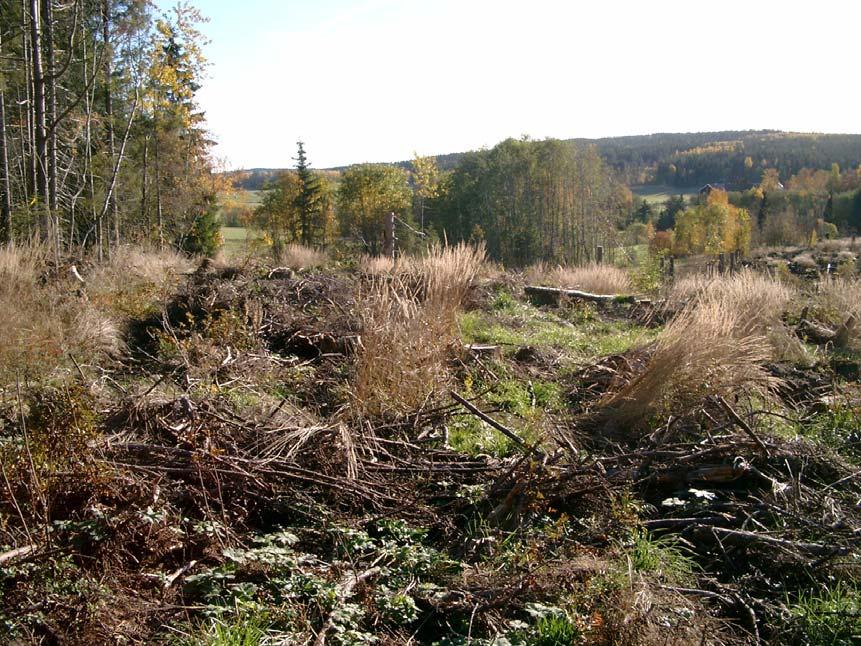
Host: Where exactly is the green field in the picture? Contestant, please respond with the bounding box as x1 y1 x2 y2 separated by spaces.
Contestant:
221 226 263 258
217 189 265 227
630 184 699 205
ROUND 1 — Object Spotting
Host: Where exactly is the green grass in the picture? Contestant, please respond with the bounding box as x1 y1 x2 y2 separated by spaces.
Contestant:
220 226 263 258
788 582 861 645
627 529 698 584
630 184 699 205
177 614 269 645
459 305 652 360
800 403 861 460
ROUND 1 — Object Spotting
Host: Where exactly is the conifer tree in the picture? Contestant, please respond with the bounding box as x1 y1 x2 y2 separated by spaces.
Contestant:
294 140 322 246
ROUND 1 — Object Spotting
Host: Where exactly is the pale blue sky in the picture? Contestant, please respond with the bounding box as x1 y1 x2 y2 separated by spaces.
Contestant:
157 0 861 169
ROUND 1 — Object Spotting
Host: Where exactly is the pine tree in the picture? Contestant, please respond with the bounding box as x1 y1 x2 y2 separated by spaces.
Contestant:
294 141 322 246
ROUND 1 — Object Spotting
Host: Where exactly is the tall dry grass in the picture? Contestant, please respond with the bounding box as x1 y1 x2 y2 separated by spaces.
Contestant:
352 243 486 416
663 269 795 335
274 243 328 270
813 276 861 326
527 262 632 295
0 243 121 383
86 245 192 320
602 298 776 428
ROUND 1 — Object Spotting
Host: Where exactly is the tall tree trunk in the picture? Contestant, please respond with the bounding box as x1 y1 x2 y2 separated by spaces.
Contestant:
29 0 50 237
22 0 36 206
96 93 137 231
140 133 148 232
102 0 118 250
44 0 60 255
154 123 163 249
0 32 12 244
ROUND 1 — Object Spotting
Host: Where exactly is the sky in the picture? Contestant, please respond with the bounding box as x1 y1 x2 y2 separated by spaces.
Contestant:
156 0 860 170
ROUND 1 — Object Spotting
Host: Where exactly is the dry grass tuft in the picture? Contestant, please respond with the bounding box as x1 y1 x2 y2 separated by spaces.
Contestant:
528 262 632 295
359 254 397 275
352 243 485 416
664 269 795 335
86 245 192 320
602 298 776 428
814 276 861 326
274 243 328 270
0 244 122 383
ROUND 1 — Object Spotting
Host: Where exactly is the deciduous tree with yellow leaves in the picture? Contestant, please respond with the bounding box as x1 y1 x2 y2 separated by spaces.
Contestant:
673 189 751 256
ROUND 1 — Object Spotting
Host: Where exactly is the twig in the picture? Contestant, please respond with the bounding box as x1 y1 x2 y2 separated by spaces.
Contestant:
716 396 770 456
314 566 381 645
450 391 537 456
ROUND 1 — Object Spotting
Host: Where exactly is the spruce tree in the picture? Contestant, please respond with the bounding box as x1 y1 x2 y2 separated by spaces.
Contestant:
294 141 322 246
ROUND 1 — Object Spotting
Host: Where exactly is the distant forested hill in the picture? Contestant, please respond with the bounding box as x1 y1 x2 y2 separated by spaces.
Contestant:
582 131 861 188
228 131 861 192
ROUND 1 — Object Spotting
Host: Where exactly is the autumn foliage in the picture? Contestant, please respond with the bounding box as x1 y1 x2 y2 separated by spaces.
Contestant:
673 189 752 256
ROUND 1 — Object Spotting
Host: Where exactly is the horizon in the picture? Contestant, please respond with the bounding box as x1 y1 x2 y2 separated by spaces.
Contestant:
154 0 861 170
227 128 861 172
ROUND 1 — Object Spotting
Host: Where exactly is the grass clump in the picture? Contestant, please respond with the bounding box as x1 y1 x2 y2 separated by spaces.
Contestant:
529 262 632 295
813 276 861 327
273 242 327 270
0 243 121 384
602 297 775 427
787 582 861 645
627 529 698 584
664 268 795 334
194 615 269 646
87 245 192 319
353 243 485 416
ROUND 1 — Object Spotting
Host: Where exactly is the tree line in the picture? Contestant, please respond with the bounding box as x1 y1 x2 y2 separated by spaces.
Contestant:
0 0 221 257
252 137 630 267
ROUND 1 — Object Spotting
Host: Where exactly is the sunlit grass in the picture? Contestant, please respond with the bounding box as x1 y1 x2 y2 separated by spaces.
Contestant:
459 301 654 360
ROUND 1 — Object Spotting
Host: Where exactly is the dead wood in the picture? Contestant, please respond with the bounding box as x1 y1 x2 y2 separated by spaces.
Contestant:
451 390 537 456
524 285 639 305
0 544 37 566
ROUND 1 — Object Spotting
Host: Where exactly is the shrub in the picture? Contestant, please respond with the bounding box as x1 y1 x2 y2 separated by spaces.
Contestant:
650 230 674 254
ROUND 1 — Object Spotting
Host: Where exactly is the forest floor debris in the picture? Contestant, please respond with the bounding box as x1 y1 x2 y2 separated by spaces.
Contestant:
2 249 861 644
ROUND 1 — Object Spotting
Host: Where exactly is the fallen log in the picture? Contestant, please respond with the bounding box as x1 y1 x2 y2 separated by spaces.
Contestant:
796 315 856 349
463 343 501 358
689 525 849 558
524 285 639 306
0 544 37 566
